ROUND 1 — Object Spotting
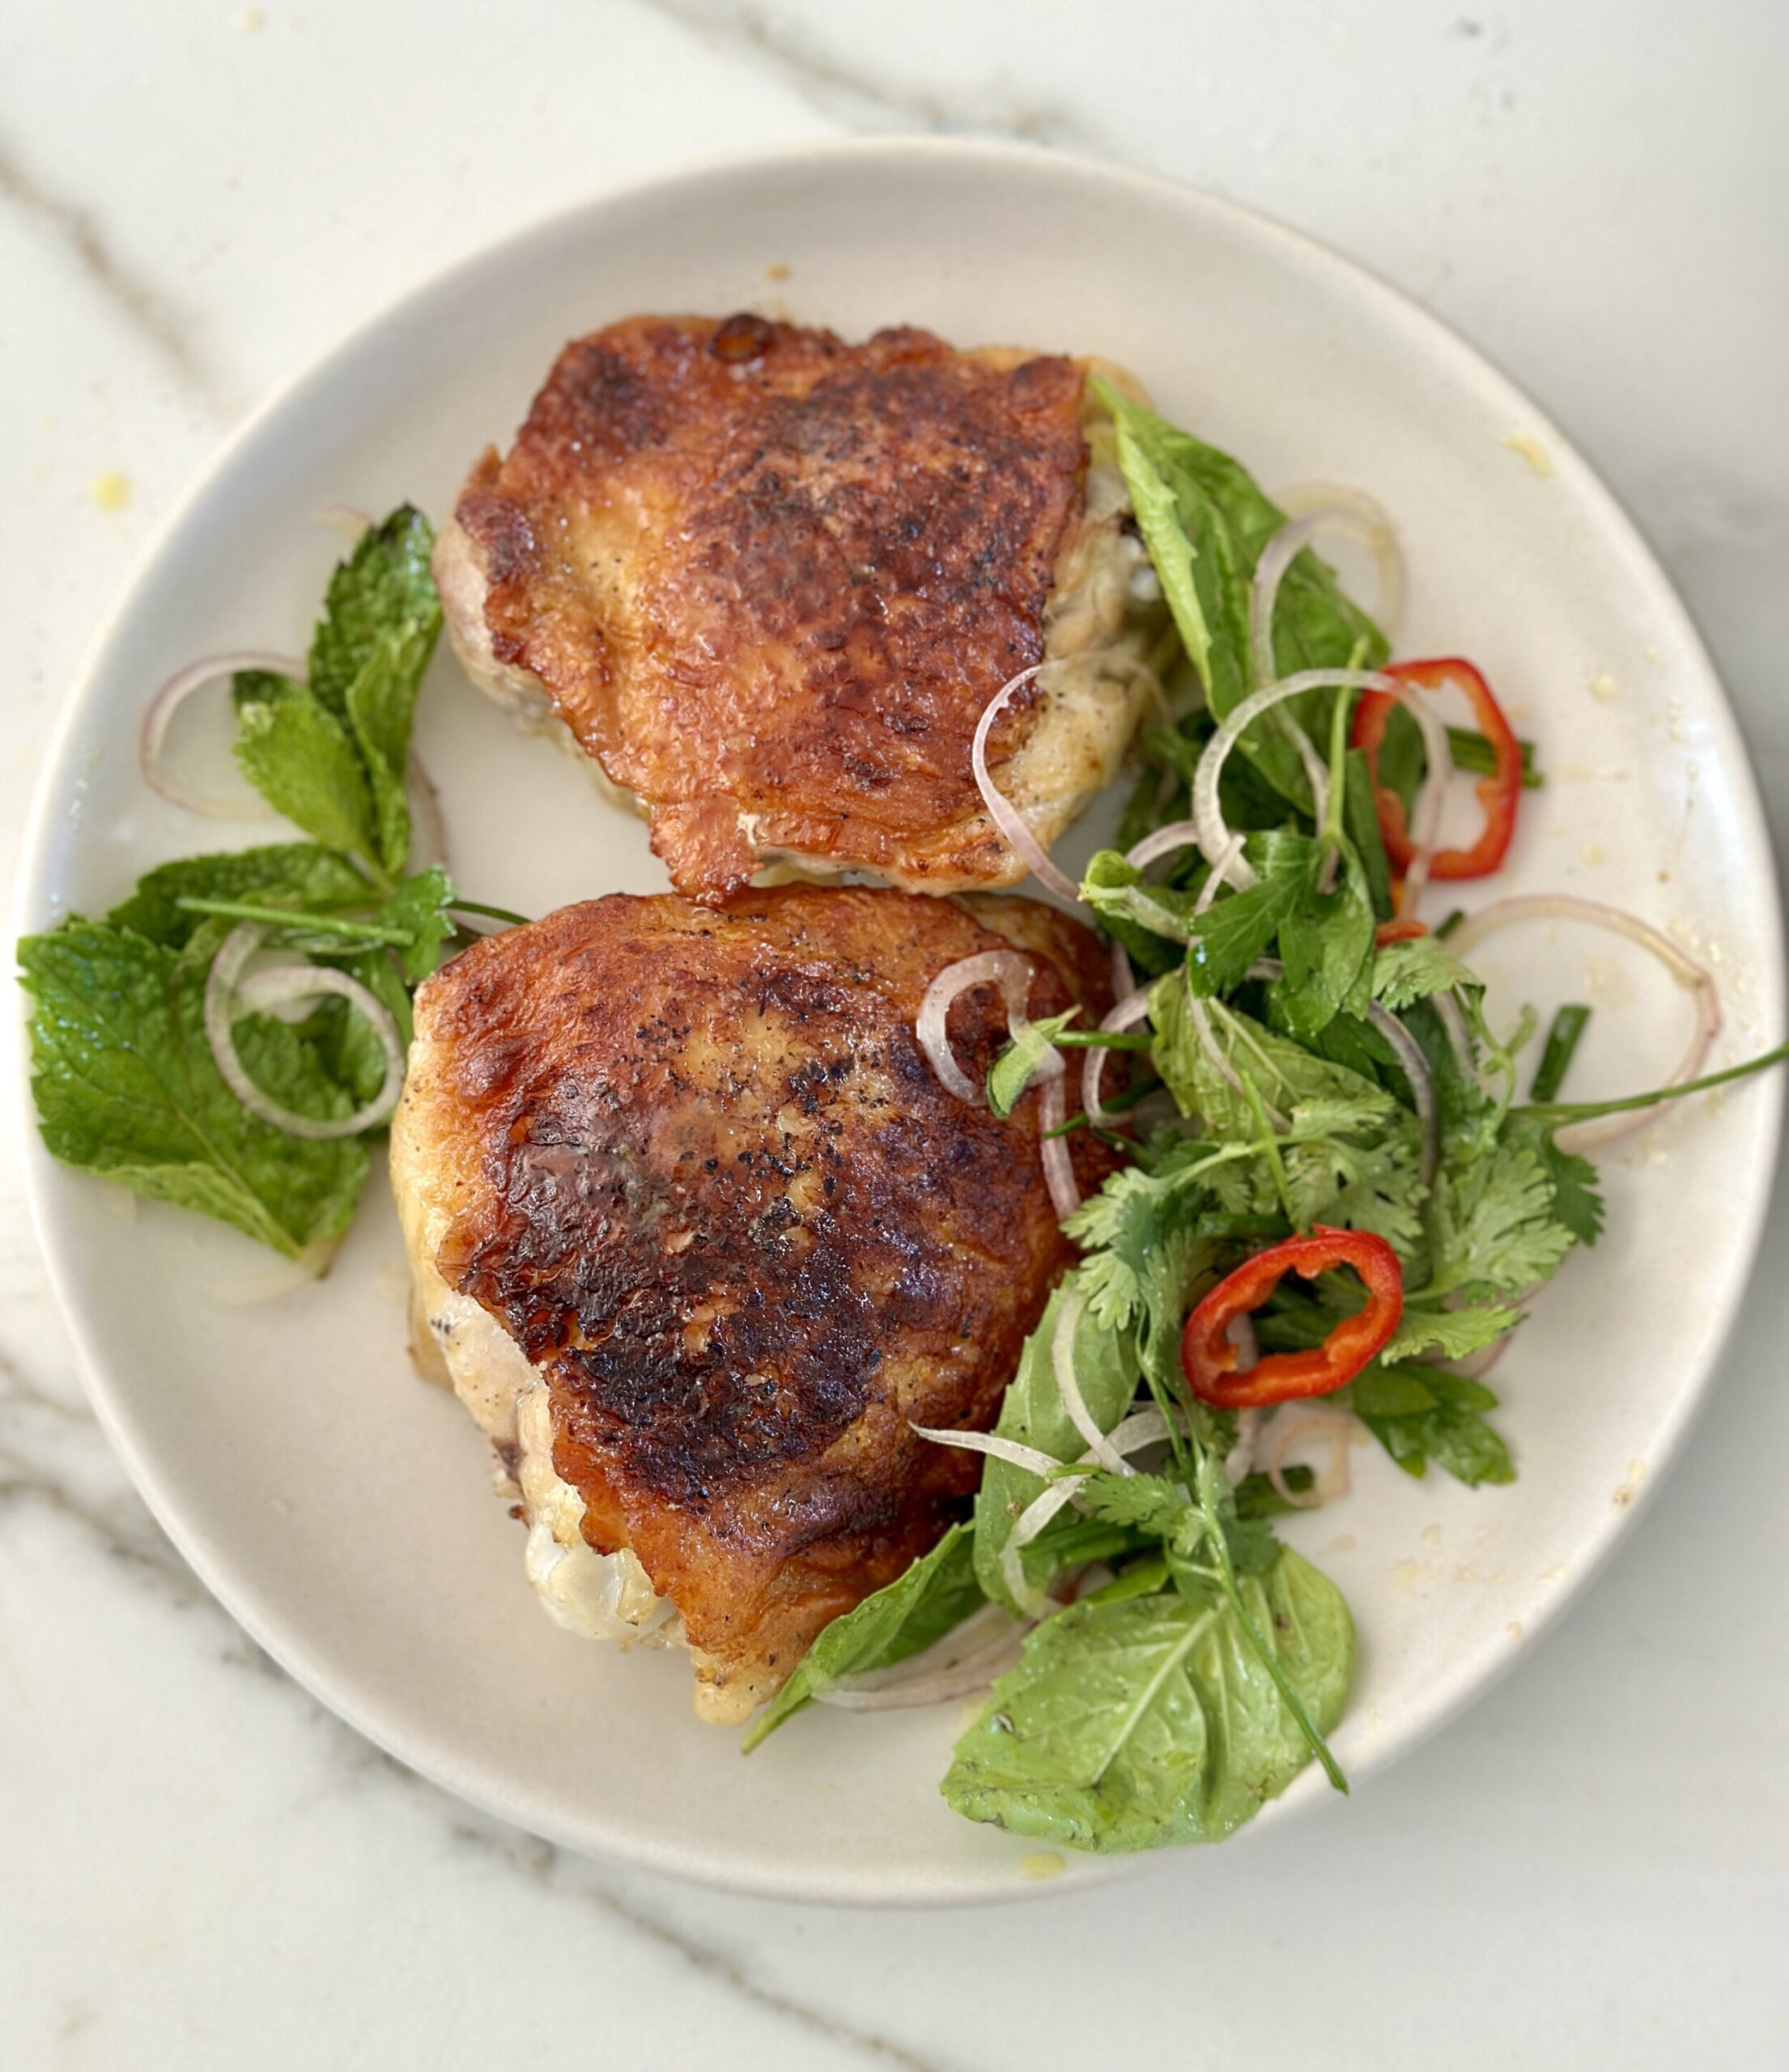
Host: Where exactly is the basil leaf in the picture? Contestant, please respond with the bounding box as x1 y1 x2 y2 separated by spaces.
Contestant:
19 919 368 1258
1094 380 1387 807
941 1546 1352 1853
742 1525 984 1750
1359 1365 1515 1487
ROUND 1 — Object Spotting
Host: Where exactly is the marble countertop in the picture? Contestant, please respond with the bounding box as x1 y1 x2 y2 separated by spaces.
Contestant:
4 2 1786 2065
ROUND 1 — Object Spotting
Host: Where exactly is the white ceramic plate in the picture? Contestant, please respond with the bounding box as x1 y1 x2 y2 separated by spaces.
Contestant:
15 140 1783 1904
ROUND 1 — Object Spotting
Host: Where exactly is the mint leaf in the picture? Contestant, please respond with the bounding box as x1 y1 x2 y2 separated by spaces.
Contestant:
742 1525 986 1750
377 865 459 987
941 1546 1352 1853
1273 841 1375 1038
19 919 368 1258
107 844 371 949
307 505 439 720
346 621 436 874
234 670 383 869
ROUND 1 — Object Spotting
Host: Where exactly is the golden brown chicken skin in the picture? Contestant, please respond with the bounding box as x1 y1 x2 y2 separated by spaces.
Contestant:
390 886 1118 1721
434 315 1149 903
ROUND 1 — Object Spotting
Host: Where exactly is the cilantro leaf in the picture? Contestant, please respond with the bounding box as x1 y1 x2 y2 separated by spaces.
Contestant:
1428 1132 1576 1296
1372 936 1479 1012
1380 1301 1521 1365
19 919 368 1258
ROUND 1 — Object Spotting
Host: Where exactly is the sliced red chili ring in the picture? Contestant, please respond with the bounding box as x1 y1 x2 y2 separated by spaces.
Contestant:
1353 656 1523 884
1181 1225 1404 1410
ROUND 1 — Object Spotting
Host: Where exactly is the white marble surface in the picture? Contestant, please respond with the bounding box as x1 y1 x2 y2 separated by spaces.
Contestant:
3 2 1786 2064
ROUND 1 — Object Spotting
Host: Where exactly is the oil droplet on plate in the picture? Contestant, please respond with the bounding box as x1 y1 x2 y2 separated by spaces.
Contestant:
1502 431 1553 478
1590 669 1619 703
92 470 132 512
1020 1851 1066 1881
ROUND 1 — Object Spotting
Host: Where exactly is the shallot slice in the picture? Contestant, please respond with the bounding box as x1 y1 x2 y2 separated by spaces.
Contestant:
204 924 406 1141
1447 895 1722 1153
1082 985 1154 1130
1366 1000 1440 1188
916 950 1035 1102
139 651 303 818
1266 1408 1358 1509
971 664 1080 902
1052 1291 1129 1475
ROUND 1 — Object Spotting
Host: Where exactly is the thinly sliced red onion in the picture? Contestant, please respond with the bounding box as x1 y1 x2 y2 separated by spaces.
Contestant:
971 664 1080 902
916 950 1035 1102
1052 1291 1129 1474
1224 1405 1263 1487
1037 1072 1081 1221
907 1424 1062 1480
815 1602 1029 1711
1193 670 1450 902
1433 989 1477 1083
205 925 406 1140
1109 938 1135 1001
1366 1000 1440 1187
1257 488 1405 667
1267 1409 1357 1509
1447 895 1722 1152
1083 985 1154 1129
1124 817 1203 874
139 651 303 818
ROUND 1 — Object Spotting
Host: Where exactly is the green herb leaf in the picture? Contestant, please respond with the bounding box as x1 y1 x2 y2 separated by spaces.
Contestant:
233 670 383 871
987 1009 1080 1121
741 1525 986 1750
19 919 368 1258
1371 936 1479 1013
941 1546 1352 1853
1358 1365 1515 1488
345 621 436 873
1380 1301 1521 1365
307 505 440 720
106 844 372 948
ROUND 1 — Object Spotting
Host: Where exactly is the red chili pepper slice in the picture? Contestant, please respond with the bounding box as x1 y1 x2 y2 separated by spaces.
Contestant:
1375 919 1429 946
1352 656 1523 884
1180 1226 1404 1410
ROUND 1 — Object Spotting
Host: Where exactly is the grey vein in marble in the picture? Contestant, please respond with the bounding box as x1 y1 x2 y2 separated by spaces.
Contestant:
631 0 1113 152
0 130 239 418
0 1350 953 2070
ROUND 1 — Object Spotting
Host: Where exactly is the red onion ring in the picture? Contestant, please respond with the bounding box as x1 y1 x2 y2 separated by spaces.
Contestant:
1052 1290 1128 1474
1253 490 1406 685
1223 1403 1263 1487
916 951 1036 1102
907 1424 1061 1480
1109 938 1135 1002
204 924 406 1141
971 665 1081 902
815 1601 1030 1712
1082 985 1154 1130
139 651 302 817
1447 895 1722 1153
1037 1072 1081 1221
1124 817 1203 874
1366 1000 1440 1187
1266 1408 1357 1509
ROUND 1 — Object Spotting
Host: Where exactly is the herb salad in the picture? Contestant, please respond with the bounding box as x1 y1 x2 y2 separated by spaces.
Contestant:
742 387 1787 1854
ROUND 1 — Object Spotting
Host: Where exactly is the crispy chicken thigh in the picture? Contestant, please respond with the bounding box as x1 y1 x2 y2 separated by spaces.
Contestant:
434 315 1153 903
390 887 1119 1722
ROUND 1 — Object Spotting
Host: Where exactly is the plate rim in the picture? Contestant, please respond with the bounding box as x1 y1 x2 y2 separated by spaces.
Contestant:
12 132 1785 1905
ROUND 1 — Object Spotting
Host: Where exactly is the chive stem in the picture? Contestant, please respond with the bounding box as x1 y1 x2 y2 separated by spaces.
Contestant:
1529 1004 1591 1102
